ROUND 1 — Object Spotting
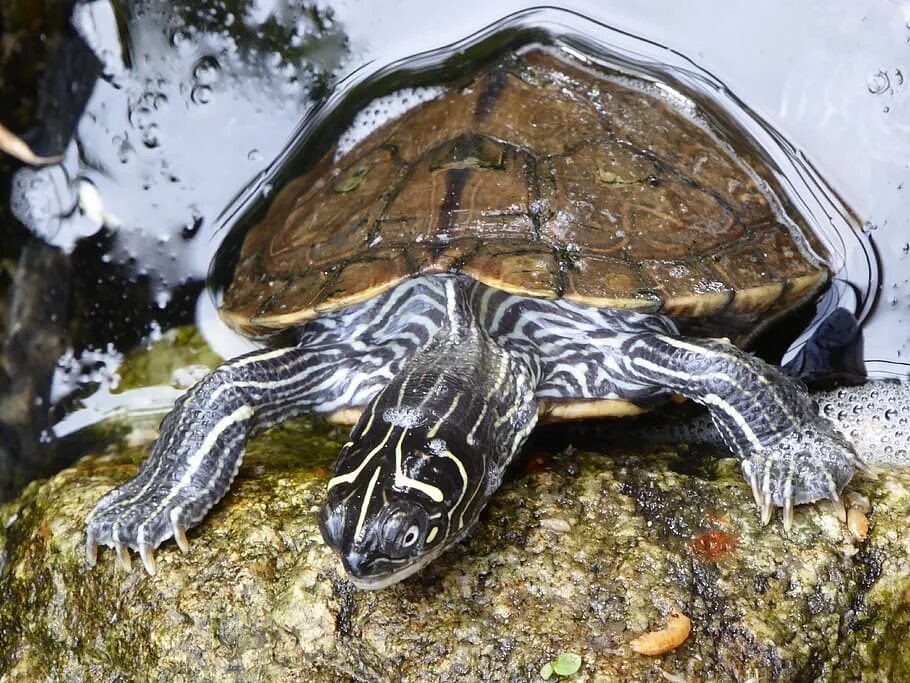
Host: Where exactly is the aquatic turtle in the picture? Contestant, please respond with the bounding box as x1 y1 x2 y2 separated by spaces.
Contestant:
86 47 861 588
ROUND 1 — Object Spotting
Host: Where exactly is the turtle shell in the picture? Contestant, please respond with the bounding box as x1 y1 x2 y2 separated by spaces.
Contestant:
222 47 828 336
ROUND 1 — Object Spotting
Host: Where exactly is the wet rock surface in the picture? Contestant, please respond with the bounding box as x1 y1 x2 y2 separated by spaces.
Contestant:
1 413 908 681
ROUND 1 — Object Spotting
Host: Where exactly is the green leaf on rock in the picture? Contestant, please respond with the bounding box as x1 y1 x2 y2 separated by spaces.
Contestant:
540 652 582 679
553 652 582 676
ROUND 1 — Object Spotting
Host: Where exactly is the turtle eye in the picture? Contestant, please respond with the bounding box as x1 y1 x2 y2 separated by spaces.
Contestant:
402 525 420 547
379 505 428 556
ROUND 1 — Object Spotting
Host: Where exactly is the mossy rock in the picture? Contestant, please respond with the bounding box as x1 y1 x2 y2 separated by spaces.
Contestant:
1 414 909 681
114 326 222 392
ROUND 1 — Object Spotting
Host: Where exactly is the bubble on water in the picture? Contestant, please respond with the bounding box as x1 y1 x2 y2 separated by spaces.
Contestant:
128 105 153 129
817 382 910 466
141 124 161 149
113 135 135 164
169 28 190 49
50 344 125 403
191 85 212 105
155 289 171 309
192 55 221 85
181 212 203 240
247 149 263 162
867 69 892 95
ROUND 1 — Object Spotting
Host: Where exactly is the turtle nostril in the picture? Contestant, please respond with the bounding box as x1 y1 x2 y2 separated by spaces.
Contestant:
318 505 345 551
342 550 372 578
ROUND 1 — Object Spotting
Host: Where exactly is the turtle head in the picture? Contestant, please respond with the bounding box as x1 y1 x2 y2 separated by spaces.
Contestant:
318 397 492 590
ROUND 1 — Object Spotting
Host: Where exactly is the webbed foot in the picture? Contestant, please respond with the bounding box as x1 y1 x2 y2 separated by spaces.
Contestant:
740 417 865 531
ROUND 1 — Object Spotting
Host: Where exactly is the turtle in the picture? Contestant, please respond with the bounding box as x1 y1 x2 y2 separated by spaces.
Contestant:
85 46 862 589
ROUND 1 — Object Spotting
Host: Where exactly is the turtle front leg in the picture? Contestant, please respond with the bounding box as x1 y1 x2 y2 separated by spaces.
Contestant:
622 333 863 529
85 343 390 575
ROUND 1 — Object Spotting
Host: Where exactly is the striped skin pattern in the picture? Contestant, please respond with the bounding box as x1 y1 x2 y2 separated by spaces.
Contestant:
319 278 541 587
85 274 860 583
618 335 861 528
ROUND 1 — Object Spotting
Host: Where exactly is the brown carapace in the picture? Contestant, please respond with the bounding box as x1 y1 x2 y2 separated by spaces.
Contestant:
222 47 827 337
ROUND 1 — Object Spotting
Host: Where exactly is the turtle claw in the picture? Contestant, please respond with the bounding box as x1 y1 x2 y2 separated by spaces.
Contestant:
170 510 190 554
781 465 795 533
114 542 132 572
739 416 857 530
748 470 762 509
86 534 98 567
760 493 773 526
172 522 190 554
830 491 847 524
783 495 794 533
85 471 212 570
139 543 157 576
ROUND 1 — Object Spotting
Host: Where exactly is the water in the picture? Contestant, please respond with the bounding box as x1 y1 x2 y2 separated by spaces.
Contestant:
5 1 910 446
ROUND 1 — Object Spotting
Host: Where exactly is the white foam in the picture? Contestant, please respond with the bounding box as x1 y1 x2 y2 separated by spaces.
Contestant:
335 86 445 159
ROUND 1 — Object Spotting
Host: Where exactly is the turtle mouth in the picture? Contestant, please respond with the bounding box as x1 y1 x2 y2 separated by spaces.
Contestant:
340 544 449 590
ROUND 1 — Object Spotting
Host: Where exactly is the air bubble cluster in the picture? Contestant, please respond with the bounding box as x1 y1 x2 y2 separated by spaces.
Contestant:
335 86 446 159
640 381 910 468
127 86 170 150
817 382 910 466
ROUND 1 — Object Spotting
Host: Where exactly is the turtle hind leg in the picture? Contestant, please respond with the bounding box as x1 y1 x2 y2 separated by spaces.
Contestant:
621 333 862 529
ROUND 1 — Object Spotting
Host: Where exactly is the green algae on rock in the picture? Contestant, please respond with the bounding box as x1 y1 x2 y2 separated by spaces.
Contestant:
2 412 909 681
113 325 222 392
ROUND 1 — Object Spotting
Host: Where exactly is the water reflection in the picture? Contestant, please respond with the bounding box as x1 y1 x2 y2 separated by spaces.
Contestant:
13 0 346 291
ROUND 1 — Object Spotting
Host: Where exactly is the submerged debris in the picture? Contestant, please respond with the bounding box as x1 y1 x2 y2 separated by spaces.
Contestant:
0 122 63 165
